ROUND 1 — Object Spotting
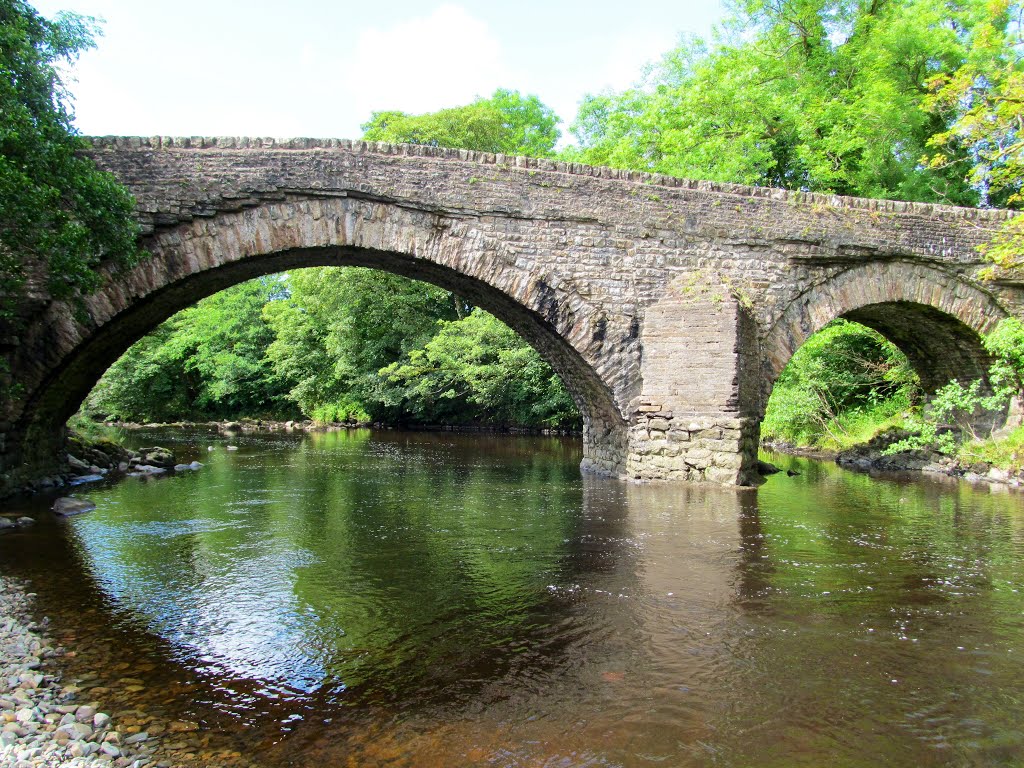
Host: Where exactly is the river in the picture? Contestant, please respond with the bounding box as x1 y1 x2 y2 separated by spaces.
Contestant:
2 428 1023 766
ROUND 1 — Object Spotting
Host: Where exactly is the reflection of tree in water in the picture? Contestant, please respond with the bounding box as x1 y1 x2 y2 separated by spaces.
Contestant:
7 433 1024 767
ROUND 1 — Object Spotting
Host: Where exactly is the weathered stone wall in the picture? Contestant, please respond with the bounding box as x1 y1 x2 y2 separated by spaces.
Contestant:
0 136 1019 493
628 292 762 485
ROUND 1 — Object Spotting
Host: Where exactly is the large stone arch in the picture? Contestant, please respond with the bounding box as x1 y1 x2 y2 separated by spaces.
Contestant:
6 196 635 490
762 261 1011 414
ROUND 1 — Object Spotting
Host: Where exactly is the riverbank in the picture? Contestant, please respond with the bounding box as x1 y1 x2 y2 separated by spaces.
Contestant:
0 576 187 768
103 418 580 437
765 430 1024 489
10 418 580 499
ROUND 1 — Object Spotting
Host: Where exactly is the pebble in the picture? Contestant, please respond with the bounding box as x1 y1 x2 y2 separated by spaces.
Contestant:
0 575 208 768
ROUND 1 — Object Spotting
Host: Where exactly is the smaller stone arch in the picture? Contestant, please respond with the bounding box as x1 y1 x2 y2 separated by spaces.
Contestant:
762 261 1010 415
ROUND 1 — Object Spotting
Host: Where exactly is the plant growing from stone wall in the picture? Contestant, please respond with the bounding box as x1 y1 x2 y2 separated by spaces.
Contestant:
886 318 1024 454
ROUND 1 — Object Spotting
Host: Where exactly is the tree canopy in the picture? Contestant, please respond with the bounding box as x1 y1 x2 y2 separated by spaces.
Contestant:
0 0 141 311
922 1 1024 272
86 278 295 422
568 0 994 204
362 88 561 157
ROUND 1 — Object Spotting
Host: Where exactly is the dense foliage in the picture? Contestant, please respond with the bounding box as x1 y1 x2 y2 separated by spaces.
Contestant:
886 317 1024 456
362 88 561 157
0 0 141 312
263 267 462 425
85 278 295 422
568 0 992 203
923 1 1024 273
380 309 578 427
762 321 919 449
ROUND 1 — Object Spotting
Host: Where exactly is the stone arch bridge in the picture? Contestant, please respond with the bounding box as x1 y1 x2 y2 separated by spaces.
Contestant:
2 136 1020 492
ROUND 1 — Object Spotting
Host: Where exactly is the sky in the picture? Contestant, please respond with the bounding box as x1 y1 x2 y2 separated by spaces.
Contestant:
30 0 727 143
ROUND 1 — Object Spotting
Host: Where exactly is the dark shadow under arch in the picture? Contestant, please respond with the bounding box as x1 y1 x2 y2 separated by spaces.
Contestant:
842 301 994 394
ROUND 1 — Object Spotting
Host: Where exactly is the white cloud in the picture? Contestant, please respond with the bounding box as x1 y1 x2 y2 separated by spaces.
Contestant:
343 5 506 120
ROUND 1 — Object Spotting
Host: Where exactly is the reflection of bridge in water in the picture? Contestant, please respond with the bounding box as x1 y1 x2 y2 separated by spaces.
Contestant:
2 137 1019 491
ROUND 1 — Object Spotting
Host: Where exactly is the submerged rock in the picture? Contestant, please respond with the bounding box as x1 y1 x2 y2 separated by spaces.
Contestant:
127 464 167 478
756 460 781 476
51 497 96 516
68 473 105 486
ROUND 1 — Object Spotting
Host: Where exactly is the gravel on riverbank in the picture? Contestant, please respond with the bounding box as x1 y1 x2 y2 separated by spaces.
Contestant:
0 577 175 768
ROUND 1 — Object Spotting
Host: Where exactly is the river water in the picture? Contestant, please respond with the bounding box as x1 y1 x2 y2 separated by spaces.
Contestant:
2 428 1024 767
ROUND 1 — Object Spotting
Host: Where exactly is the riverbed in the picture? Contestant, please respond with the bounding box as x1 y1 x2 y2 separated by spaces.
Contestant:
2 428 1023 766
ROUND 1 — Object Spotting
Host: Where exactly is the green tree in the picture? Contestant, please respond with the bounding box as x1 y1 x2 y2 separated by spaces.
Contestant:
762 320 919 447
86 277 294 421
84 324 193 423
0 1 141 311
264 268 462 423
885 317 1024 456
923 1 1024 272
362 88 560 157
380 309 579 428
568 0 987 204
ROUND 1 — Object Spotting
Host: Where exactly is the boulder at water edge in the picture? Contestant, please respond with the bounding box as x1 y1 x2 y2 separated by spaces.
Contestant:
135 447 176 469
52 497 97 516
